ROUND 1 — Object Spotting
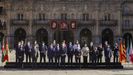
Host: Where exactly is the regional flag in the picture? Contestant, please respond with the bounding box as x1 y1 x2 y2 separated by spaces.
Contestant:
4 39 9 62
126 40 130 62
1 39 9 63
119 40 126 63
129 40 133 63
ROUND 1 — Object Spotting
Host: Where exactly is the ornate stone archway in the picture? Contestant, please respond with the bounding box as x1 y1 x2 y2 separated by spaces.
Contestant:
80 28 92 47
36 28 48 45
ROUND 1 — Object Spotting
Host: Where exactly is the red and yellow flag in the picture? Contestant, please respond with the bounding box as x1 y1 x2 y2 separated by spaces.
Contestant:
4 39 9 62
119 40 126 63
1 39 9 63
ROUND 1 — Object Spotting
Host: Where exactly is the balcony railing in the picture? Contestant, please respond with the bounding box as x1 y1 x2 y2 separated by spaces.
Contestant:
11 19 29 25
32 19 49 25
78 19 96 26
122 24 133 30
99 20 118 26
122 11 133 16
0 9 6 15
32 19 96 26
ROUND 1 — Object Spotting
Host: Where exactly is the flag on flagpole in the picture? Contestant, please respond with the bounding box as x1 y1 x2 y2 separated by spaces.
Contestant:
1 38 9 63
1 39 5 62
4 38 9 62
126 39 130 62
119 39 126 63
129 40 133 63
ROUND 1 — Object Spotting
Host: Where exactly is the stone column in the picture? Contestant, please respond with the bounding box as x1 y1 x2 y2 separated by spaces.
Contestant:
115 5 122 43
6 2 13 48
28 2 33 42
94 6 100 45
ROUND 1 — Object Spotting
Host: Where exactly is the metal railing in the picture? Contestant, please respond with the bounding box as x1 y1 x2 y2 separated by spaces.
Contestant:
99 20 118 26
11 19 29 25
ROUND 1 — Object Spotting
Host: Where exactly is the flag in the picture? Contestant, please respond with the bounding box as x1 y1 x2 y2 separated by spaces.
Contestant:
1 39 5 62
126 40 130 62
119 40 126 63
129 40 133 63
4 39 9 62
1 38 9 63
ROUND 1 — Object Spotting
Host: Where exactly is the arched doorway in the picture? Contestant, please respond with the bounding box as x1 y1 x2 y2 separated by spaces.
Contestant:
102 28 114 47
36 28 48 45
80 28 92 47
53 30 74 44
14 28 26 45
123 33 132 47
0 32 4 42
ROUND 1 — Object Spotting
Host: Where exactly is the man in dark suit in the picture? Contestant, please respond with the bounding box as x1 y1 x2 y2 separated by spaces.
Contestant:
74 41 81 63
48 43 54 63
113 43 119 63
15 42 21 63
60 41 67 63
67 42 74 63
19 40 25 63
97 44 103 63
104 41 112 63
55 44 60 63
39 42 47 63
25 41 32 63
89 42 94 63
32 41 39 63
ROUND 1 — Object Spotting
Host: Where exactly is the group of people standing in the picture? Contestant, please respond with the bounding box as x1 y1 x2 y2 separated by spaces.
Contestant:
15 40 119 64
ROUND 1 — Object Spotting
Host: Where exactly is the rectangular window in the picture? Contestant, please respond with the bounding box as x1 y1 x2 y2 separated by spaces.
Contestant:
86 14 89 21
82 13 89 21
0 7 3 15
39 13 45 20
82 14 85 21
104 15 108 21
107 14 111 20
104 14 111 21
61 13 67 20
124 20 130 26
21 14 23 20
17 13 23 20
39 13 42 20
71 13 74 19
42 14 45 20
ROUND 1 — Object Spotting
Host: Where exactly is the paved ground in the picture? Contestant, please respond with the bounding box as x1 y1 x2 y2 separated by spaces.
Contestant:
0 69 133 75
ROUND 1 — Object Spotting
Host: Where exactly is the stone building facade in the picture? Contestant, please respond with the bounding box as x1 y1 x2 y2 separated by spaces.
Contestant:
0 0 132 48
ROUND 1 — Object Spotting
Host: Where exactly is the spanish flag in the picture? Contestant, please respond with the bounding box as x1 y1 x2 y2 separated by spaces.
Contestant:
119 40 126 63
4 39 9 62
1 38 9 63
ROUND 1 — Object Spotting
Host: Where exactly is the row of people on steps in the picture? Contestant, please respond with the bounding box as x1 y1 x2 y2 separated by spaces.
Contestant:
15 40 119 63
